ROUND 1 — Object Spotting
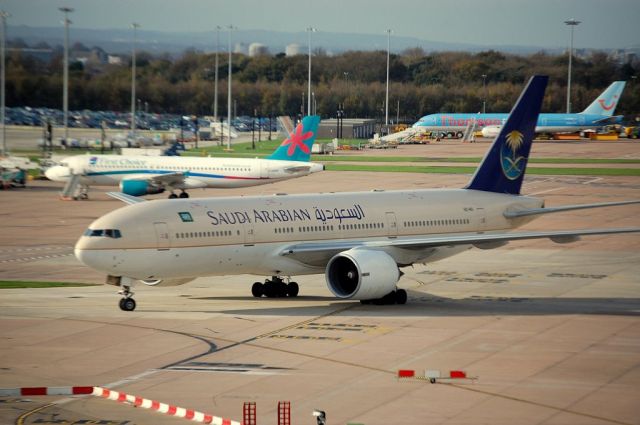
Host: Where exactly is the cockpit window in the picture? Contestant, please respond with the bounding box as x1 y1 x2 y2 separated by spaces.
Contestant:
84 228 122 238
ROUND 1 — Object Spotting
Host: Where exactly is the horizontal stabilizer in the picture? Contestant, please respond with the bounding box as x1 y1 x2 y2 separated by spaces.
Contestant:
593 115 623 125
504 200 640 218
284 165 311 174
107 191 147 205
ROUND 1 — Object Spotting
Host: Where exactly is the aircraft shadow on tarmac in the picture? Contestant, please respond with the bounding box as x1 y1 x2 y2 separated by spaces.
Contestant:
186 291 640 317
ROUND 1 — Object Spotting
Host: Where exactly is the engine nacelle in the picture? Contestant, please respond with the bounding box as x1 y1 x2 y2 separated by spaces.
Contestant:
481 125 502 138
139 277 195 287
119 180 164 196
325 249 399 300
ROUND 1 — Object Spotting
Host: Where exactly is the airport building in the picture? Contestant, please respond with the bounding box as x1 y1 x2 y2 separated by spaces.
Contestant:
285 43 303 56
248 43 269 57
318 118 376 139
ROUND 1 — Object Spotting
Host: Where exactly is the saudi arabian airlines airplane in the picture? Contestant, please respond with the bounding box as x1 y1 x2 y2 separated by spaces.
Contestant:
45 116 323 199
412 81 626 138
74 76 640 311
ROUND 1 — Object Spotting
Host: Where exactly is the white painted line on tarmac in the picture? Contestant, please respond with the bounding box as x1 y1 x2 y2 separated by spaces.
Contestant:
529 187 565 196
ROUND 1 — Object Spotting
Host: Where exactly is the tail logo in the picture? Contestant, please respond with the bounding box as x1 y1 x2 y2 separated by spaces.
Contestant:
281 122 313 156
501 130 526 180
598 95 618 111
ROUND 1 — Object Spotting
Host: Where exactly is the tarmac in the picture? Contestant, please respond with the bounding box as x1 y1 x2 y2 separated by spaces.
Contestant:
1 140 639 425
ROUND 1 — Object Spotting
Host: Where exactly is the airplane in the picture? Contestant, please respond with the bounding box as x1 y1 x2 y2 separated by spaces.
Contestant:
412 81 626 138
45 116 324 199
73 76 640 312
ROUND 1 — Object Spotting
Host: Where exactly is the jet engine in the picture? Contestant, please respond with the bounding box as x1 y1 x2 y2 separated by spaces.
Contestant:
481 125 502 138
325 249 399 300
119 180 164 196
139 278 195 286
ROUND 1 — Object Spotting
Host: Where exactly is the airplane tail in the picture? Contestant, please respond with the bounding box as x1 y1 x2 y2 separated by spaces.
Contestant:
267 115 321 161
580 81 626 116
465 75 548 195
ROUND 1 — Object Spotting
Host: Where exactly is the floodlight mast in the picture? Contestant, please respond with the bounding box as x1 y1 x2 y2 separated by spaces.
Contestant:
0 10 9 155
59 7 74 145
130 23 140 137
564 18 581 113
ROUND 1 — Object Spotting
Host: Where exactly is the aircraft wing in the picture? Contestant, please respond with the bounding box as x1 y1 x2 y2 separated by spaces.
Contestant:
280 227 640 265
123 172 186 186
107 192 147 204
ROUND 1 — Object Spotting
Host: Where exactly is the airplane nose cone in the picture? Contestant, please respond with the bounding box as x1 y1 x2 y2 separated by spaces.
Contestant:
45 165 70 181
74 246 106 272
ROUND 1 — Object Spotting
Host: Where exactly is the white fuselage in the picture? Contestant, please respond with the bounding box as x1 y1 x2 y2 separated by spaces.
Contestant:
75 189 543 281
46 155 324 189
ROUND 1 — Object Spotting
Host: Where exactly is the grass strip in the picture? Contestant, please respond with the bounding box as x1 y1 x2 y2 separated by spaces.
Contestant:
0 281 98 289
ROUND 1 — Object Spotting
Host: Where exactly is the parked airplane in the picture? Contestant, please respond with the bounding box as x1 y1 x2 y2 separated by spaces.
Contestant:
74 76 640 311
412 81 626 138
45 116 323 198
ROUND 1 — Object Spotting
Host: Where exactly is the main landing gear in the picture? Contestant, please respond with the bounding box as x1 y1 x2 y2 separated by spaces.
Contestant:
360 289 408 305
251 276 299 298
118 284 136 311
168 190 189 199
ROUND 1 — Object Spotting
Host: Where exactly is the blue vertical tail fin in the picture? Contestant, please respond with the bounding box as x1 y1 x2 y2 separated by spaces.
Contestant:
580 81 626 116
267 115 321 161
465 75 548 195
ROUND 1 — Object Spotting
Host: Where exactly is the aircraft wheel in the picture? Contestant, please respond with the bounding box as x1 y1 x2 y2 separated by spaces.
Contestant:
456 131 464 139
263 281 276 298
287 281 299 297
168 193 178 199
251 282 263 298
278 280 289 297
179 192 189 198
395 289 408 305
119 298 136 311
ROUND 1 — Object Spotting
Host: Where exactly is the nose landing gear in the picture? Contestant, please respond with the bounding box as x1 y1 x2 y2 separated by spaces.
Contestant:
168 190 190 199
110 277 136 311
118 283 136 311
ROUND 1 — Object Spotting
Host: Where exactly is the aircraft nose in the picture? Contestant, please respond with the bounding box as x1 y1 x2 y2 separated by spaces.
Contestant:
74 245 107 272
45 165 71 181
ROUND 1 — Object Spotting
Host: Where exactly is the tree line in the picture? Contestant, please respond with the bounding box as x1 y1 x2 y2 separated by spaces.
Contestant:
7 46 639 122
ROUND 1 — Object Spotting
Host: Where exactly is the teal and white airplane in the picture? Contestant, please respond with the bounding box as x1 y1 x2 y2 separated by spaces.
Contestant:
74 76 639 311
412 81 626 138
45 116 323 198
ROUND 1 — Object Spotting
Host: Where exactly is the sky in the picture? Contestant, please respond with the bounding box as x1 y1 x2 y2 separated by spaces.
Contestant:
3 0 640 49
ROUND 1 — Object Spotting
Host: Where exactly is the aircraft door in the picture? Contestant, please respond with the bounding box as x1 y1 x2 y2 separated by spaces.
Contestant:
243 221 255 246
473 207 487 230
153 222 171 251
259 162 268 179
385 212 398 238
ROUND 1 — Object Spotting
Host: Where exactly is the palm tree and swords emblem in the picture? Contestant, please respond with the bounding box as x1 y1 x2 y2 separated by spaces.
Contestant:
500 130 527 180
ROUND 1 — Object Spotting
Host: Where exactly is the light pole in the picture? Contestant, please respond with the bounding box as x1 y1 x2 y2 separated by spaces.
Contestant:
0 10 9 155
564 18 581 113
481 74 487 113
226 25 235 150
385 29 392 127
59 7 73 144
130 22 140 137
306 27 317 116
214 25 221 122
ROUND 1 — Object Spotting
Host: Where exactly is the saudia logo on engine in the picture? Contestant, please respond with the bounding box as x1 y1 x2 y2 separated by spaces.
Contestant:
500 130 526 180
